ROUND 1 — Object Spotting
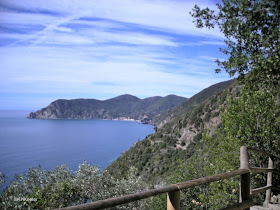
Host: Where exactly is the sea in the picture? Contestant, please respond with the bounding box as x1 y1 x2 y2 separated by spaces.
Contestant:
0 110 154 192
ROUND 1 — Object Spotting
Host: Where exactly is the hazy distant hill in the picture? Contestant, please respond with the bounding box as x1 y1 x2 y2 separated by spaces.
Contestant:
27 94 187 124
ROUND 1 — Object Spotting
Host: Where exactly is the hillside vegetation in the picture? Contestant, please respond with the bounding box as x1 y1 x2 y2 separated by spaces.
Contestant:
106 80 238 181
153 79 235 128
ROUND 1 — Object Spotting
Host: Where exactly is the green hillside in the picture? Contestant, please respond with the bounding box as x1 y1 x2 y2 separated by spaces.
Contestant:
107 80 280 209
152 79 235 128
106 80 237 181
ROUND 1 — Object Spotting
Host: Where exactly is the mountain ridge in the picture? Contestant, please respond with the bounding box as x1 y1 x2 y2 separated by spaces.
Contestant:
27 94 187 124
27 80 235 125
153 79 235 128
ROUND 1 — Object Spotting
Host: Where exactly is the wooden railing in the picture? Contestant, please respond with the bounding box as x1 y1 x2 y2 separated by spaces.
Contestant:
60 146 280 210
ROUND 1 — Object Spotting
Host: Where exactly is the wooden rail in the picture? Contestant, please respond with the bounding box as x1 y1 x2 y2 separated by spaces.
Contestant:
59 146 280 210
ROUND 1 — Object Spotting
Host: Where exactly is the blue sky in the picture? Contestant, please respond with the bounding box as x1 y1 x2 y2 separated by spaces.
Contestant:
0 0 231 110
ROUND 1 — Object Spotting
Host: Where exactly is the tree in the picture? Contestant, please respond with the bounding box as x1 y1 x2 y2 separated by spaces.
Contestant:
222 87 280 154
190 0 280 171
191 0 280 89
189 0 280 207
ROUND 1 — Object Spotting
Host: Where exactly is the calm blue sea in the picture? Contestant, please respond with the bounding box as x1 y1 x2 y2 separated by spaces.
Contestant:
0 110 154 192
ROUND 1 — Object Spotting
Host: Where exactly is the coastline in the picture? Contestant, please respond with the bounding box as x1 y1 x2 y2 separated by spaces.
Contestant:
27 115 154 126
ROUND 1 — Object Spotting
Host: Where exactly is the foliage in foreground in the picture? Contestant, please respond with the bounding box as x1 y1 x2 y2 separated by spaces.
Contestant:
172 0 280 208
153 86 280 209
0 162 149 210
191 0 280 89
172 82 279 210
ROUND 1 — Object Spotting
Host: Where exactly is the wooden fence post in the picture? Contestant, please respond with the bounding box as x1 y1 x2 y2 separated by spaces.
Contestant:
167 191 180 210
240 146 251 210
263 156 273 207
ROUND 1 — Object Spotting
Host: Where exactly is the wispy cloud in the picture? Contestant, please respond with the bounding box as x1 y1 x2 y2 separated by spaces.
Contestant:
0 0 230 109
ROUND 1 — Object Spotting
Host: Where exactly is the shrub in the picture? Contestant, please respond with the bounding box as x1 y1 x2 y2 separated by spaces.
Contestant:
0 162 149 209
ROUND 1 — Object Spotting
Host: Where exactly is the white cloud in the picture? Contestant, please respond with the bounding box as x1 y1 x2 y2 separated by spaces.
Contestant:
35 33 94 45
79 29 178 46
1 0 224 38
200 41 226 45
0 0 230 109
0 44 229 96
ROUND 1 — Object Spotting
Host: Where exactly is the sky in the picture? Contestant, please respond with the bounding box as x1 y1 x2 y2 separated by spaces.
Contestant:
0 0 231 110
